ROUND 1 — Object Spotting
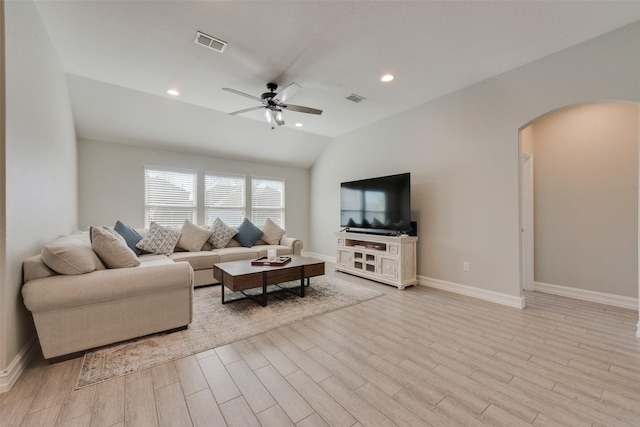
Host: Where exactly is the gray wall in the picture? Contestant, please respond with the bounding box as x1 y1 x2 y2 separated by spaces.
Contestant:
2 1 78 375
309 21 640 299
77 139 310 246
533 103 639 298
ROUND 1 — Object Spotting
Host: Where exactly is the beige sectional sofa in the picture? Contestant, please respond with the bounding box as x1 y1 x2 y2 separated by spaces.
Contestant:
21 222 303 360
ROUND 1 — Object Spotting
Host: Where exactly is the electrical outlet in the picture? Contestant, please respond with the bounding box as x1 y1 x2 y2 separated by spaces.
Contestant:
463 262 470 272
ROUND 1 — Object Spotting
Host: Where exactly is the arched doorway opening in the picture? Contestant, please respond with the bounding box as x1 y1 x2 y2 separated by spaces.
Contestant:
518 102 640 334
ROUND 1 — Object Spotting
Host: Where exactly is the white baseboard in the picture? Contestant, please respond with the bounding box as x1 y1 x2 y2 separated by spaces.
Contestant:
0 337 38 394
302 251 336 264
534 281 638 311
419 276 526 309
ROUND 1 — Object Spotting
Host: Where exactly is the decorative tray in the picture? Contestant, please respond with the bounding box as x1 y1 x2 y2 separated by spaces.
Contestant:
251 256 292 266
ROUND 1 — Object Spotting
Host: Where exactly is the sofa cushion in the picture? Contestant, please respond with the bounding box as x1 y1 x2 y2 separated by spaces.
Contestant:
23 254 57 283
92 227 141 269
260 218 286 245
170 251 221 270
41 233 105 275
114 220 143 256
136 222 181 255
208 217 238 249
177 220 213 252
233 218 264 248
218 247 260 263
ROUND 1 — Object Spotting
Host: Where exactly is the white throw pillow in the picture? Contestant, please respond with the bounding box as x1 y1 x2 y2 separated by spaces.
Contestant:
261 218 286 245
208 218 238 249
92 226 141 268
177 220 213 252
136 222 181 255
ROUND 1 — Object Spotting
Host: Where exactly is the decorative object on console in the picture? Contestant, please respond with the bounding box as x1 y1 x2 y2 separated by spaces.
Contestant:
234 218 264 247
135 222 181 255
177 220 213 252
208 217 238 249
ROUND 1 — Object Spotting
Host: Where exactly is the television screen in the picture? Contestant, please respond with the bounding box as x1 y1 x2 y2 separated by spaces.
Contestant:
340 173 411 234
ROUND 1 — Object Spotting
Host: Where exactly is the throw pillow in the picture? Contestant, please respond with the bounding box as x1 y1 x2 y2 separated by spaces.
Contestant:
92 226 141 269
261 218 286 245
114 220 143 255
208 217 238 249
177 220 213 252
41 234 105 275
136 222 181 255
233 218 264 248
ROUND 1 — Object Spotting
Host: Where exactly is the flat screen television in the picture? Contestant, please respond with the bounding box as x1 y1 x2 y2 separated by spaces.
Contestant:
340 172 411 235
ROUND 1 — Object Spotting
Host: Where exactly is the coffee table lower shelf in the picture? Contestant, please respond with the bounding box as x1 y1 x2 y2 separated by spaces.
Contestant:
213 256 325 307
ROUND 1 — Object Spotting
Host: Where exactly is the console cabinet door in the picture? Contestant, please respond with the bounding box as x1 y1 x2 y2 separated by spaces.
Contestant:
379 256 398 280
338 250 353 268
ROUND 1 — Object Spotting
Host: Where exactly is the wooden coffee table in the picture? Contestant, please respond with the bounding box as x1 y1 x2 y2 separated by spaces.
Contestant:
213 255 325 307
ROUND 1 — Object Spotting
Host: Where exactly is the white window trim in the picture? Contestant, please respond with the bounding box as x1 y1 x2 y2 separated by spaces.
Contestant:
143 165 198 228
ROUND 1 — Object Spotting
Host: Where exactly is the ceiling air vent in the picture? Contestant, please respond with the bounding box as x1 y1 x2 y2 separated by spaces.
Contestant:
194 31 227 53
346 93 365 103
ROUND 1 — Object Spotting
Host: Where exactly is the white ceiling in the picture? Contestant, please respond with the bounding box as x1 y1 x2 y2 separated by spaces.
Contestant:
34 1 640 168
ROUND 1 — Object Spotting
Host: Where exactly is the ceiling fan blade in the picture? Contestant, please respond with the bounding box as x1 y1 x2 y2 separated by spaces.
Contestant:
222 87 262 102
283 104 323 115
273 82 300 103
228 106 264 115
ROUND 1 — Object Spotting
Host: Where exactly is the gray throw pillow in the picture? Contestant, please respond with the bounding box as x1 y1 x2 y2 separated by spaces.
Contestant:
233 218 264 248
114 220 143 255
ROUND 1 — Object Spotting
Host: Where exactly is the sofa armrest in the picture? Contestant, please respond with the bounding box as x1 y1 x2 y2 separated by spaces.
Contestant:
22 262 194 313
280 236 303 255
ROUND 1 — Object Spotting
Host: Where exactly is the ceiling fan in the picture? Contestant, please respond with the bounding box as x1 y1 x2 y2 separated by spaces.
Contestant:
223 82 322 127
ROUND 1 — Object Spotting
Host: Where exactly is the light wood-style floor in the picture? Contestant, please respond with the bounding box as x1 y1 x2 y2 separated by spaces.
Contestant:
2 268 640 427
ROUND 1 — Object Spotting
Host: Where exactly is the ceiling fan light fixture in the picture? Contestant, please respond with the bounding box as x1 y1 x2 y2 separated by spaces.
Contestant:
381 74 395 83
265 109 273 123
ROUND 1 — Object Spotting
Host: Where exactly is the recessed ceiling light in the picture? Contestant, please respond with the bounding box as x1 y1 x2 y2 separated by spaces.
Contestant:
295 123 303 128
167 89 180 96
381 74 395 83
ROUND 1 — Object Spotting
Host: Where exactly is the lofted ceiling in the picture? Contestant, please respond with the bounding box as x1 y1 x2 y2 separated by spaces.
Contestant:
34 1 640 168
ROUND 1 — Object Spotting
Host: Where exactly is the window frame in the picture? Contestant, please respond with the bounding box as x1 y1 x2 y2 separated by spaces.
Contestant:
250 175 286 229
143 165 198 228
203 171 247 228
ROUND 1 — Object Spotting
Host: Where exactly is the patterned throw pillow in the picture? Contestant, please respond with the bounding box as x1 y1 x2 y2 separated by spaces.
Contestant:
233 218 264 248
208 218 238 249
261 218 286 245
136 222 181 255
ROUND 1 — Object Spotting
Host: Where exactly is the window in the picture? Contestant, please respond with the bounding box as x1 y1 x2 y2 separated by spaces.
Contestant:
251 177 285 228
144 167 197 228
204 173 246 227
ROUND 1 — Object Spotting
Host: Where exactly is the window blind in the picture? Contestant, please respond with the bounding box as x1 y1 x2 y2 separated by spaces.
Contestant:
144 167 197 228
204 173 246 227
251 177 285 228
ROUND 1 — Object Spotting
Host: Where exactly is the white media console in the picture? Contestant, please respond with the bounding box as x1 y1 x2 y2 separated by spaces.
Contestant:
335 232 418 289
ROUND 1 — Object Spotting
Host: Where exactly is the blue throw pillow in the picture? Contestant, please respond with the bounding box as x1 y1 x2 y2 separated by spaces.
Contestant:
233 218 264 248
114 220 143 256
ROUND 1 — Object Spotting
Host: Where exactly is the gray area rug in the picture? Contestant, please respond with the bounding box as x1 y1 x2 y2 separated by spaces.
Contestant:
77 276 381 388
